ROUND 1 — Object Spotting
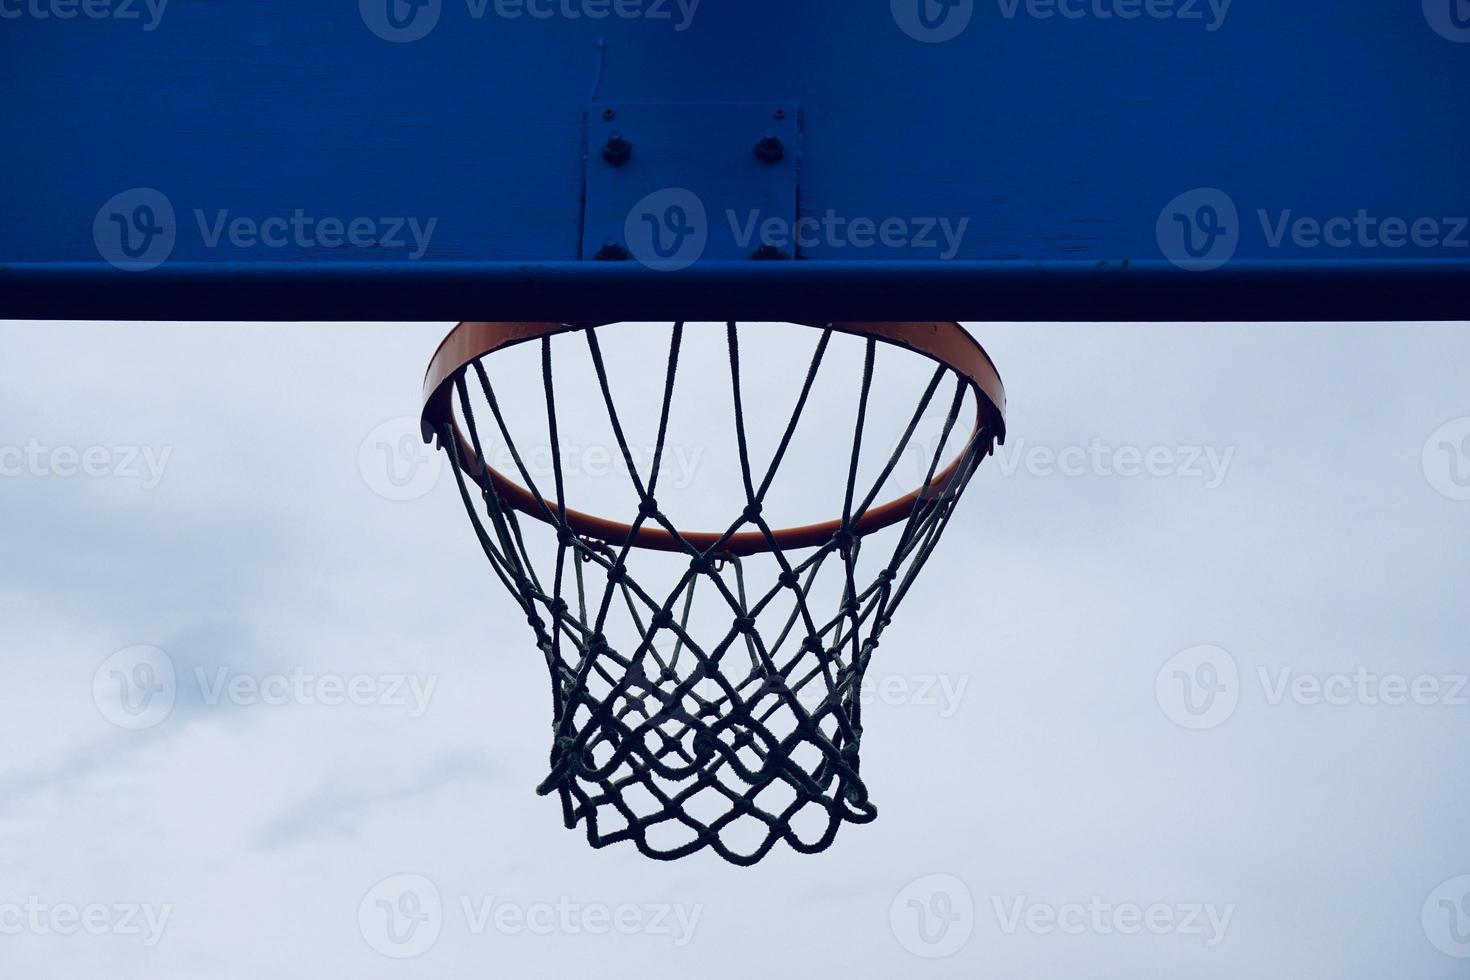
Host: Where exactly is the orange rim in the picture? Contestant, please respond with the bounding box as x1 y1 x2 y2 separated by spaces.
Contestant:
421 321 1006 556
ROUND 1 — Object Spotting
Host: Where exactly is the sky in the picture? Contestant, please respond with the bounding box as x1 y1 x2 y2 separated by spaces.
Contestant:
1 318 1467 978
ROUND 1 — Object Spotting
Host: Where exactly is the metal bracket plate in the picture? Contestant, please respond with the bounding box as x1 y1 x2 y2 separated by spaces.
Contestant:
583 103 801 268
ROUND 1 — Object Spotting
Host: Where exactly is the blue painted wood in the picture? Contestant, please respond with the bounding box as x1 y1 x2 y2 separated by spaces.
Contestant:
1 0 1466 319
582 103 800 263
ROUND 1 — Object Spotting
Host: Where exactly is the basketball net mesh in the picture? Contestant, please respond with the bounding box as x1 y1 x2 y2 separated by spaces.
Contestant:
431 322 997 864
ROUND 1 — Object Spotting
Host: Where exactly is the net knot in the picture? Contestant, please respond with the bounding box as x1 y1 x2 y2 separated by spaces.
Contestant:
549 735 588 777
637 497 660 521
742 502 763 523
692 730 717 760
649 609 676 630
778 570 801 589
734 616 757 635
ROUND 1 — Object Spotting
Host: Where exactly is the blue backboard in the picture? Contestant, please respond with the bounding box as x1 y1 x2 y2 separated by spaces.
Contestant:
2 0 1467 320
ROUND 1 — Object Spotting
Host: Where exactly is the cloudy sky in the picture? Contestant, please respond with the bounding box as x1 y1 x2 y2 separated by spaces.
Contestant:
1 319 1467 978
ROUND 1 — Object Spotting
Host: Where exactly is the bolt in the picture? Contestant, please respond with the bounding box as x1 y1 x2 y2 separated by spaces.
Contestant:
773 108 787 120
595 240 629 261
602 107 617 120
755 133 784 163
602 132 632 166
752 244 787 260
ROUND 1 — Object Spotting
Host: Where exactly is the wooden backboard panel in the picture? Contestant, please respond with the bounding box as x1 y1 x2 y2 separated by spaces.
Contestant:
1 0 1467 320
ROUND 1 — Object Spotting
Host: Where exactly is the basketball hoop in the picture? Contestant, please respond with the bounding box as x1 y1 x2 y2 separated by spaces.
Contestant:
421 321 1005 864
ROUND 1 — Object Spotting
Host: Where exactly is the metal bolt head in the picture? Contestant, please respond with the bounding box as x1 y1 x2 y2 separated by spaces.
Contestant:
752 244 787 260
602 132 632 166
602 107 617 121
755 133 784 163
595 240 629 261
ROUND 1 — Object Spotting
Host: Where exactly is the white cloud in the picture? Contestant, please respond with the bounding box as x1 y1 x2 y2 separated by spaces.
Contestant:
0 320 1466 977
